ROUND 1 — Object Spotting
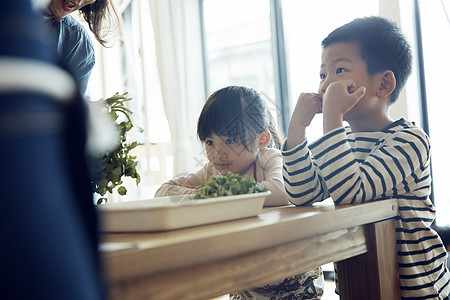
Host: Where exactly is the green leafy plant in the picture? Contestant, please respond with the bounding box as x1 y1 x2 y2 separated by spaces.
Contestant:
193 172 268 199
91 92 142 204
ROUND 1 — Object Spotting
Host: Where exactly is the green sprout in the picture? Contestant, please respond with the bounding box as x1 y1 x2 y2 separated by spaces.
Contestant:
193 172 268 199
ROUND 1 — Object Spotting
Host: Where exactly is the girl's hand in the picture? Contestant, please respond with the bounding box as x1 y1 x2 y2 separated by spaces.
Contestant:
285 93 322 150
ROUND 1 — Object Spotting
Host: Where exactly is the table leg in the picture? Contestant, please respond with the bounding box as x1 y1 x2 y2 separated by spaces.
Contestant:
335 218 400 300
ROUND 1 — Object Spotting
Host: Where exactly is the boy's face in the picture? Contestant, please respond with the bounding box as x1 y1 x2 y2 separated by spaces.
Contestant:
318 42 380 121
204 134 260 176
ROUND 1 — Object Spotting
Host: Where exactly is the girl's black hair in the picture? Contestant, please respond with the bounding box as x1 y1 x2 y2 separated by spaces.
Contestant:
197 86 284 150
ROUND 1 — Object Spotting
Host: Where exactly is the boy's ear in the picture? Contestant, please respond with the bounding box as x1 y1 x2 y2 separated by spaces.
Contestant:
377 70 396 98
258 130 271 149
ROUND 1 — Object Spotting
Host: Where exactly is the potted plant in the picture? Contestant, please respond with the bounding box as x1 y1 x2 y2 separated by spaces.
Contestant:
90 92 142 204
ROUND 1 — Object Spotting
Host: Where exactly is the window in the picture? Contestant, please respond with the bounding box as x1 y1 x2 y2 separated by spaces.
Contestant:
203 0 274 94
121 1 171 144
413 0 450 226
85 1 173 200
202 0 379 140
202 0 279 122
281 0 379 141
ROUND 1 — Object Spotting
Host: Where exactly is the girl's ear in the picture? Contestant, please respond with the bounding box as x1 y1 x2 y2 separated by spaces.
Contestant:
258 130 271 149
377 70 396 98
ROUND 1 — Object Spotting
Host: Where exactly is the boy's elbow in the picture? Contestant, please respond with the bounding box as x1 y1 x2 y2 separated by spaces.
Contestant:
285 188 323 206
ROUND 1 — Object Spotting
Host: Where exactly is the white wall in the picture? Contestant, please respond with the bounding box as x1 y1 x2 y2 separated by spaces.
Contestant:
379 0 423 126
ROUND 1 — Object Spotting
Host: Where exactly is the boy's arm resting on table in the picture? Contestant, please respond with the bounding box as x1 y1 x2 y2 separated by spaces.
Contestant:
282 139 329 206
257 150 290 206
309 125 431 205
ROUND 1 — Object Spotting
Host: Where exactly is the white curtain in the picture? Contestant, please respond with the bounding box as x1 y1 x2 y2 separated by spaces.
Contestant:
149 0 206 177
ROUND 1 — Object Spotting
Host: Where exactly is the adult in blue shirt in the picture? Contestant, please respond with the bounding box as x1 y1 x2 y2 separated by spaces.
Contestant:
42 0 116 94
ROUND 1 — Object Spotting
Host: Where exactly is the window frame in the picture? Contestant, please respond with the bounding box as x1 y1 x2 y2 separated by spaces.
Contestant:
199 0 291 134
413 0 450 238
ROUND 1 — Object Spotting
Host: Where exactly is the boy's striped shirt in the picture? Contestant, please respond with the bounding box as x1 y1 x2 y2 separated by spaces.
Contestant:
282 118 450 299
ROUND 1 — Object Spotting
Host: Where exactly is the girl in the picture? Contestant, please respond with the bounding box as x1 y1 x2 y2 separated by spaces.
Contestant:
155 86 323 299
154 85 287 206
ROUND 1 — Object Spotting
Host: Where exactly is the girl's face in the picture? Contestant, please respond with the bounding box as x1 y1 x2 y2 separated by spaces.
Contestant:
47 0 97 19
204 134 261 176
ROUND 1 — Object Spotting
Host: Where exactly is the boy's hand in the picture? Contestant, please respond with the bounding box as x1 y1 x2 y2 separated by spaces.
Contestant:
292 93 322 127
285 93 322 150
322 80 366 132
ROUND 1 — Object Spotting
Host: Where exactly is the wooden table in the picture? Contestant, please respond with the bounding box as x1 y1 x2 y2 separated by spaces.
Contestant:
101 199 400 300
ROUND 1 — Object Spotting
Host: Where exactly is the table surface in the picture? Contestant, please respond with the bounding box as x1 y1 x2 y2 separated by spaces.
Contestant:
100 198 399 299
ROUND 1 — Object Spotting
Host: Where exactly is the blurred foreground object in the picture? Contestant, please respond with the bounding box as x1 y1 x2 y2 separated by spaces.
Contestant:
0 0 104 299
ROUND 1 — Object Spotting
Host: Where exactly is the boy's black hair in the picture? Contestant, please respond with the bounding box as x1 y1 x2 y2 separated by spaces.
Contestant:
197 86 283 150
321 16 412 103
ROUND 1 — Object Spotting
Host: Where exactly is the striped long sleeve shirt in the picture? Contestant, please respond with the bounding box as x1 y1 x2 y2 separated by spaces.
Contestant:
282 118 450 299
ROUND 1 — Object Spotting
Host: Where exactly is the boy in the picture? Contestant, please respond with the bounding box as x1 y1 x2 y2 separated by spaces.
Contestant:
282 16 450 299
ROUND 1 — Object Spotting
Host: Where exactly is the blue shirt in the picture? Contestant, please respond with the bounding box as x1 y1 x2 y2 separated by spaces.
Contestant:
53 15 95 94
